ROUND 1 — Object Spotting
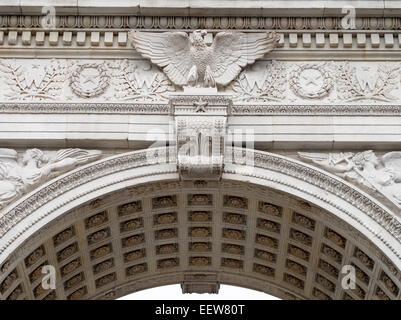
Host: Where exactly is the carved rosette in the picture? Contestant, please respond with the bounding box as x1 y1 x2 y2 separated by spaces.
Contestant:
170 93 232 181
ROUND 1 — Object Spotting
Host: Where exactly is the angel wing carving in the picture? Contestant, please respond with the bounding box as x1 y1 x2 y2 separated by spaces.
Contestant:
128 30 279 88
299 151 401 208
382 152 401 182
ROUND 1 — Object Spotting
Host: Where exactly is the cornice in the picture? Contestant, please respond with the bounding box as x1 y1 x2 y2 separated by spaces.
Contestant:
0 1 399 17
1 28 401 54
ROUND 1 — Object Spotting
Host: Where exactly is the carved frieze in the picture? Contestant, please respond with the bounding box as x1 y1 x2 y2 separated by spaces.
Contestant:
0 58 400 108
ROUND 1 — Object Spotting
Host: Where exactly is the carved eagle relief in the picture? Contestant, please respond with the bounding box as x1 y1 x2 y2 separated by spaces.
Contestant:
128 30 279 88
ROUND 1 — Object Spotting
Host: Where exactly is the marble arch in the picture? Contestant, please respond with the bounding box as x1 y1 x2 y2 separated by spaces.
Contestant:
0 147 400 300
1 0 401 301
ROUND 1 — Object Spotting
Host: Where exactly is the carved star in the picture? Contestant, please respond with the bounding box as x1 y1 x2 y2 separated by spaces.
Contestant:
81 69 99 85
194 99 208 113
302 73 322 87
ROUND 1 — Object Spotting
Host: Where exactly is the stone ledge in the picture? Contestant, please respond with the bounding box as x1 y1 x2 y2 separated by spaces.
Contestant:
0 1 400 17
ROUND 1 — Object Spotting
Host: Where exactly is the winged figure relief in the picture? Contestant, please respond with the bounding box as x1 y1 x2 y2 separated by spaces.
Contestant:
298 151 401 208
128 30 280 88
0 148 102 210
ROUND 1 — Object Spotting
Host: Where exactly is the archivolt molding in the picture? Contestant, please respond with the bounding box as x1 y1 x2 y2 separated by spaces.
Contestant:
0 147 177 258
1 147 401 269
227 149 401 253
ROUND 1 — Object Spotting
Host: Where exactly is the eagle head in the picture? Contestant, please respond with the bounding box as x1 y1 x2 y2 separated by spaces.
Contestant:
193 30 208 47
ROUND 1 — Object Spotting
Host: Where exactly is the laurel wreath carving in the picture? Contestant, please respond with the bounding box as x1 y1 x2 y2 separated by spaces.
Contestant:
231 60 286 102
290 63 333 99
0 59 67 100
70 63 110 98
111 60 175 102
336 62 400 102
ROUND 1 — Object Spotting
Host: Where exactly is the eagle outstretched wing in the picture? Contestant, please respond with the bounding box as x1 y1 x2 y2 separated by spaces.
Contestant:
128 31 193 86
210 32 280 86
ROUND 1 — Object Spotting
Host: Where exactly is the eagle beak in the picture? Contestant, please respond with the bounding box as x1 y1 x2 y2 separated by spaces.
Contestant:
201 30 207 37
